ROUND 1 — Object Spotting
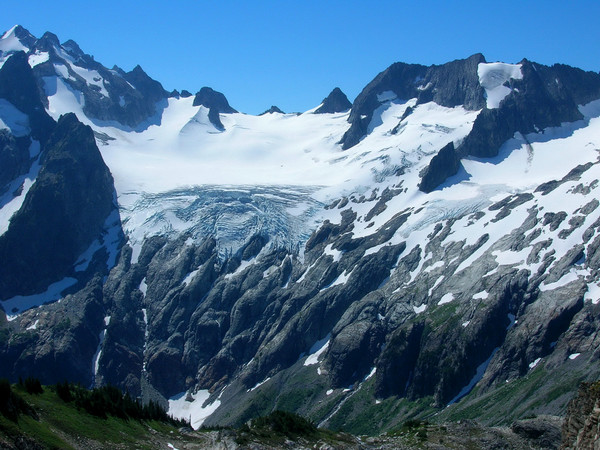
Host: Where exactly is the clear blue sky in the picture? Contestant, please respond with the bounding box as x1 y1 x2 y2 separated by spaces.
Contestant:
3 1 599 114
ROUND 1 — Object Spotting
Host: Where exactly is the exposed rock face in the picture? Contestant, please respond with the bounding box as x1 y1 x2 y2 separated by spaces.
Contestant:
340 54 486 149
0 26 169 129
192 87 237 129
0 277 105 385
561 381 600 449
314 87 352 114
418 141 461 193
0 51 55 142
3 28 600 435
457 61 600 160
0 113 116 298
259 105 285 115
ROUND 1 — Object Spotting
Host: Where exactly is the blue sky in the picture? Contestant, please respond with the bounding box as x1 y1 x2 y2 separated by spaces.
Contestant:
3 1 599 114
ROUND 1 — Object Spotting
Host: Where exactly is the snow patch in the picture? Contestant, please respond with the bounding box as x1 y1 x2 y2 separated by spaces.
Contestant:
168 390 221 430
529 357 541 369
438 293 454 305
478 62 523 108
2 277 78 320
0 99 30 136
568 353 580 360
413 304 427 314
26 319 39 330
304 334 331 366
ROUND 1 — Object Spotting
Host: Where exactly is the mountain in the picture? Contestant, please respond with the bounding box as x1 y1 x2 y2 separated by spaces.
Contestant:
1 24 600 435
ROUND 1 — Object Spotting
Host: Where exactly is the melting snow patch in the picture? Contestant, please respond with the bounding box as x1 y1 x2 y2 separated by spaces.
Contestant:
326 389 334 396
584 282 600 304
365 367 376 380
413 304 427 314
428 275 445 296
539 270 580 292
167 444 179 450
569 353 581 360
139 278 148 297
377 91 398 102
438 293 454 305
424 261 444 273
473 291 489 300
28 51 49 67
0 99 30 136
168 390 221 430
2 277 77 320
529 358 541 369
461 321 470 328
304 334 331 366
448 347 499 405
182 268 200 286
249 377 271 392
26 319 39 330
323 243 342 262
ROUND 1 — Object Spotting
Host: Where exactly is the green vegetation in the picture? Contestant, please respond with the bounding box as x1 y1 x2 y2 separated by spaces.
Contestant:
0 379 188 449
54 381 183 425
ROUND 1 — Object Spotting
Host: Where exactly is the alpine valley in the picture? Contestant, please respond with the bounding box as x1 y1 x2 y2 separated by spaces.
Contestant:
1 24 600 441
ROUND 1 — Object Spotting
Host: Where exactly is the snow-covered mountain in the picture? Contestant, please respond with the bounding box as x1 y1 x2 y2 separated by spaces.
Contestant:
1 25 600 433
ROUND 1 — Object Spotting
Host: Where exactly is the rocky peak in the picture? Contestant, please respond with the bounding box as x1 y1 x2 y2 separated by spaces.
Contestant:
259 105 285 115
340 55 489 149
0 113 118 298
192 86 237 113
0 51 55 142
35 31 61 52
314 87 352 114
123 64 168 103
61 39 85 59
0 25 37 50
193 87 237 129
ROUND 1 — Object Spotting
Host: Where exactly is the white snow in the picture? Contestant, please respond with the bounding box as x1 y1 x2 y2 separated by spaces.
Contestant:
478 62 523 108
304 334 331 366
26 319 39 330
584 282 600 305
0 26 28 53
424 261 444 273
249 377 271 392
413 304 427 314
28 51 49 67
473 291 489 300
0 156 41 236
438 293 454 305
461 321 470 327
428 275 445 296
529 357 541 369
139 278 148 296
93 316 111 376
0 99 30 136
168 390 221 430
568 353 581 360
2 277 77 320
323 243 343 262
326 389 334 396
364 367 377 380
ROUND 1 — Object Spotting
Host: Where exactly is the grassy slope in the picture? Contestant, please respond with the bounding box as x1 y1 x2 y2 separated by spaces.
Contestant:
0 385 192 449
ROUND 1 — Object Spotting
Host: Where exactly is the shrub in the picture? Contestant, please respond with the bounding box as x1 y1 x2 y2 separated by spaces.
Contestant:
23 377 43 394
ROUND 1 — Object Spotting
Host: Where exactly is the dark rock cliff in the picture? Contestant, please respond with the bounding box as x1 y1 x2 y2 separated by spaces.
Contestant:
0 113 116 298
314 87 352 114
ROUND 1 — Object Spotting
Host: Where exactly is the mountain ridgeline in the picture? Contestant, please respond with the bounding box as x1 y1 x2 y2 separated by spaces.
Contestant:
1 24 600 435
